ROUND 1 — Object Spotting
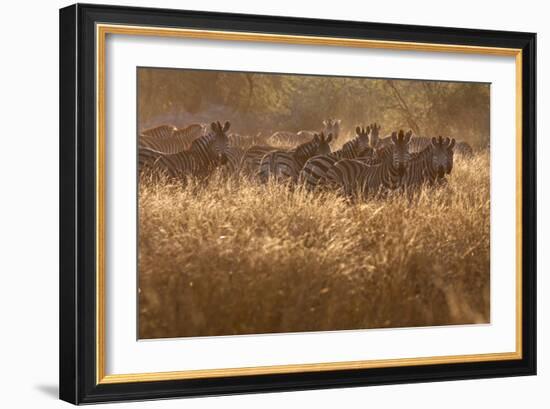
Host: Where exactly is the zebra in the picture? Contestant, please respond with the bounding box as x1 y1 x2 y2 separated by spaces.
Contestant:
266 131 299 147
239 144 279 176
454 141 474 158
407 136 431 153
268 118 341 146
139 123 206 154
298 126 371 191
401 136 455 190
297 118 342 144
221 146 246 176
259 132 333 183
138 146 164 175
228 132 267 149
326 130 412 199
366 123 384 148
148 121 231 181
140 124 177 139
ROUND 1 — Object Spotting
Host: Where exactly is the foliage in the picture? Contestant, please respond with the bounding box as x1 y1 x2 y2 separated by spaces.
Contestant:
138 68 490 148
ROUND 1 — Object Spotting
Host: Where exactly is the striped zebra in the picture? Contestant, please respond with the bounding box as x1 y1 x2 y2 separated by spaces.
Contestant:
401 136 455 190
259 132 333 183
139 123 206 154
140 124 177 139
138 146 164 175
326 130 412 199
454 141 474 158
267 131 299 147
268 118 341 146
407 136 431 153
239 145 279 176
297 118 342 144
221 146 246 176
298 126 372 190
148 121 231 180
228 132 268 149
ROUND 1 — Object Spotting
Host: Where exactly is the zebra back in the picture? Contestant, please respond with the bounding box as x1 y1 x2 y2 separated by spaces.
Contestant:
138 146 163 174
267 131 299 147
258 151 301 183
239 145 279 176
140 124 176 139
260 132 331 183
298 154 340 191
139 123 207 154
222 146 245 176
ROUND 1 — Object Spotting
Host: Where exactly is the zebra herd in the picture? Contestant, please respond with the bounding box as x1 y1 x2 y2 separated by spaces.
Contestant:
139 119 472 200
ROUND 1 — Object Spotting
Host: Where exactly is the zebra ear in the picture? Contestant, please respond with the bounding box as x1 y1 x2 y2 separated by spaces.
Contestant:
431 137 437 146
404 130 412 143
313 133 320 142
449 138 456 150
355 126 361 136
326 133 333 143
210 122 218 133
223 121 231 133
323 120 327 127
391 131 398 144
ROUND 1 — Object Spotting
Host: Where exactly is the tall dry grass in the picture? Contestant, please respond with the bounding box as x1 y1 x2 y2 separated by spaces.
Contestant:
138 152 490 339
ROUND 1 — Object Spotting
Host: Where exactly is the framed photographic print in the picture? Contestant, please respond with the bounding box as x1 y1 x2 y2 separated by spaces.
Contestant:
59 3 536 404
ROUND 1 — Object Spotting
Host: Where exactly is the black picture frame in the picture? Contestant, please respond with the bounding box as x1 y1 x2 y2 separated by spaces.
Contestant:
59 3 536 404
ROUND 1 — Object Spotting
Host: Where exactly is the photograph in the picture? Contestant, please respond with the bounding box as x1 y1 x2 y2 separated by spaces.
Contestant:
55 2 537 404
137 67 491 339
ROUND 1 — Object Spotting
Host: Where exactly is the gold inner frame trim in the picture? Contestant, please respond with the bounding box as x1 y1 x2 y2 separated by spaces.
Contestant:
95 23 523 385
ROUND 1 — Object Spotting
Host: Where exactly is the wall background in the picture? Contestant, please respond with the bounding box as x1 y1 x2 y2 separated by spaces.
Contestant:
0 0 545 407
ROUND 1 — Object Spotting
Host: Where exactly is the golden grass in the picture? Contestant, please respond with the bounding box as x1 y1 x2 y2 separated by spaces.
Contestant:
138 152 490 339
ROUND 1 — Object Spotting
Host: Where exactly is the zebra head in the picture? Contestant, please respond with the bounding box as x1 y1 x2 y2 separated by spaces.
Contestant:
322 119 341 141
208 121 231 165
316 132 333 155
431 136 456 177
354 125 371 153
368 123 381 149
390 130 412 176
208 120 231 161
